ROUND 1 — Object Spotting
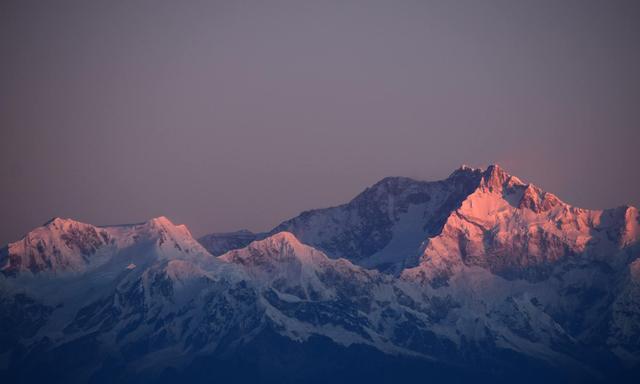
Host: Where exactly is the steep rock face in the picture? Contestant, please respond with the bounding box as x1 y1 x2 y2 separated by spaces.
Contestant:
196 164 640 368
268 168 483 272
402 165 640 284
396 165 640 364
202 164 638 279
1 165 639 383
0 224 637 382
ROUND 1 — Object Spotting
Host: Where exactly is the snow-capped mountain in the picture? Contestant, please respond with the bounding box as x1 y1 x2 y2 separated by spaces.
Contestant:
218 232 593 368
0 216 211 276
268 168 483 273
202 165 639 279
0 216 255 382
402 165 639 284
1 165 639 383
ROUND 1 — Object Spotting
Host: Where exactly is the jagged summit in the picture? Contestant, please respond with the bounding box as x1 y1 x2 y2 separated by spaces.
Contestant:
1 215 207 276
2 165 640 383
481 164 510 189
457 164 477 171
262 164 572 272
37 216 184 233
267 231 301 244
205 164 638 278
267 166 486 271
369 164 486 192
465 164 523 193
365 164 529 198
221 231 321 265
218 232 345 290
1 218 110 275
474 165 565 212
144 215 194 237
39 216 96 233
368 176 421 188
147 215 173 225
447 164 483 179
219 231 370 296
517 183 563 212
348 176 428 204
447 164 564 211
43 216 80 227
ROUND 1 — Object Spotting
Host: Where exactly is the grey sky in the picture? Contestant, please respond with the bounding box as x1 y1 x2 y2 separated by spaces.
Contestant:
1 0 639 245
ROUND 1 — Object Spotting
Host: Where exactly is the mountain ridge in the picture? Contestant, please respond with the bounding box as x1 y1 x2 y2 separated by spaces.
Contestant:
201 164 637 276
1 164 639 383
0 216 211 276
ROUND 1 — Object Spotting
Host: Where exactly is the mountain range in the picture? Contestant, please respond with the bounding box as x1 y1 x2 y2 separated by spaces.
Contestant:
1 165 639 383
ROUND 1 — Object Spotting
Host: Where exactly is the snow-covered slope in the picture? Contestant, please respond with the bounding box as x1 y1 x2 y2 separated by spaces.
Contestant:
0 216 255 381
0 216 212 276
0 225 605 381
217 232 590 366
199 164 640 370
203 164 637 280
220 232 406 353
1 165 639 383
402 165 640 284
266 167 483 272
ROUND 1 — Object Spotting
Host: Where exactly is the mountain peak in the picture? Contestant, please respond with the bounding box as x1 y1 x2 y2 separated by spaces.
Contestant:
482 164 508 187
479 164 524 192
2 215 209 276
43 217 85 228
369 176 420 191
268 231 302 245
447 165 484 183
43 216 66 225
147 216 174 226
2 218 107 275
516 184 563 212
248 231 307 253
145 216 190 233
220 231 323 266
142 216 198 246
348 176 425 204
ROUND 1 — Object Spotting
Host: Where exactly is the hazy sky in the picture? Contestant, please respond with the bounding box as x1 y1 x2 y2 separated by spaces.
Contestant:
1 0 639 245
